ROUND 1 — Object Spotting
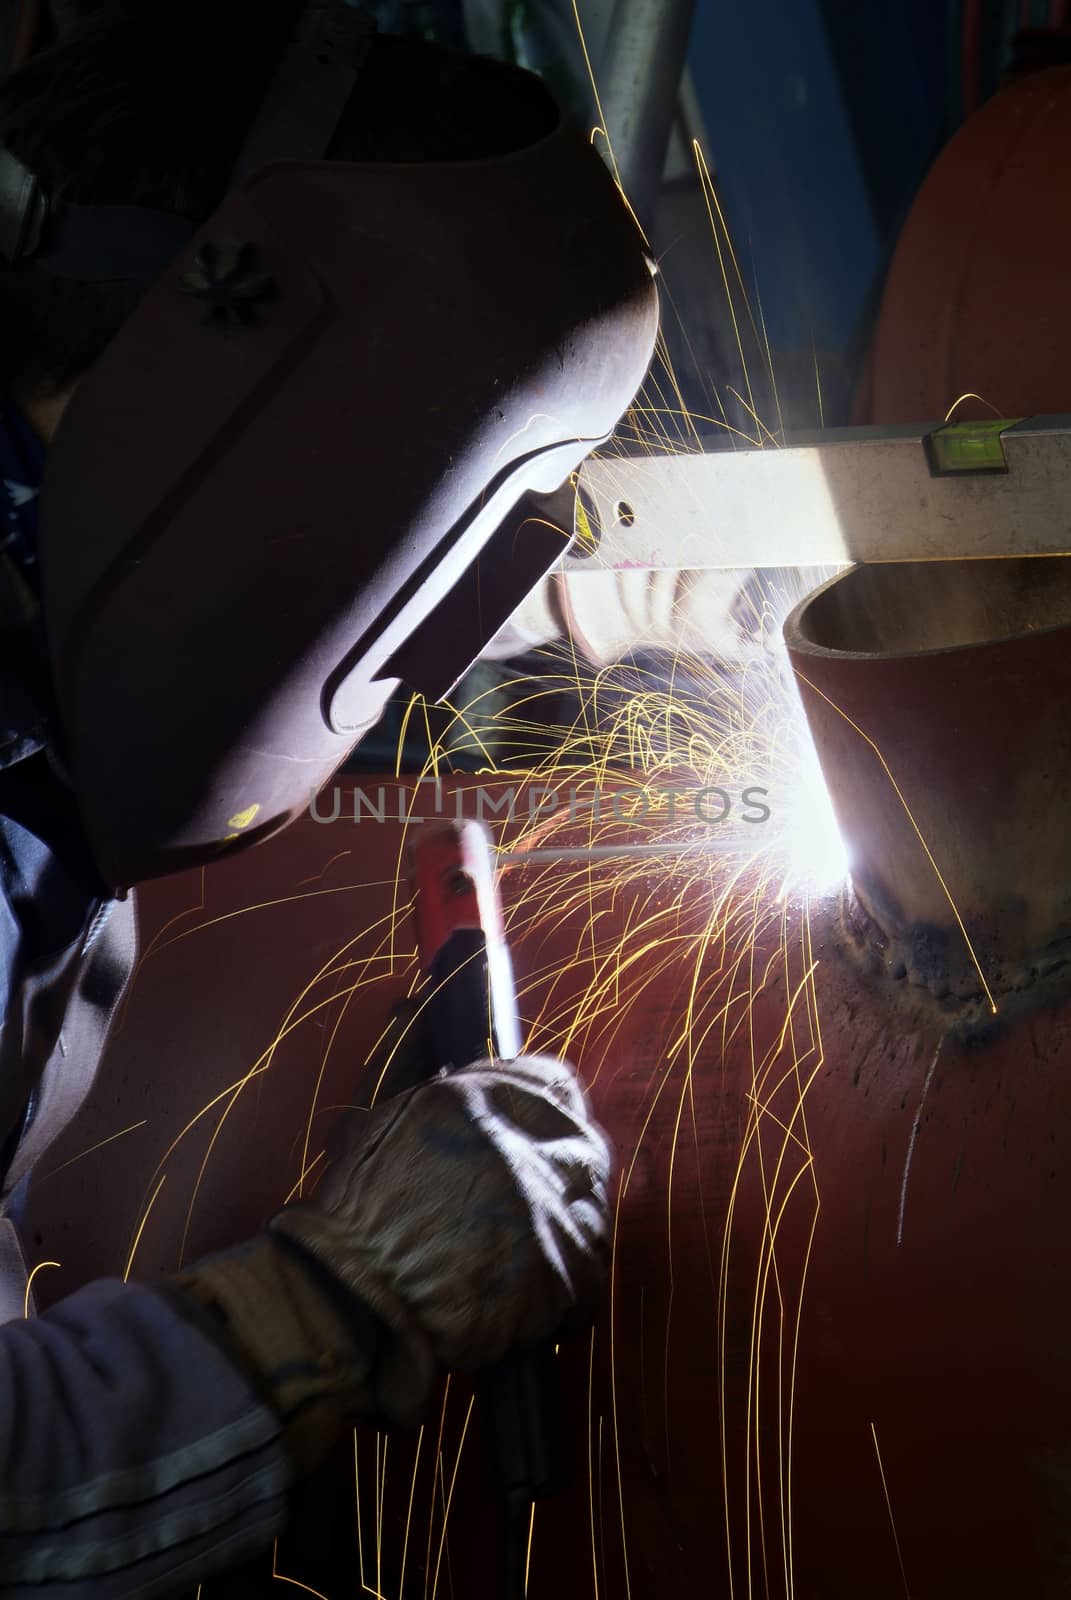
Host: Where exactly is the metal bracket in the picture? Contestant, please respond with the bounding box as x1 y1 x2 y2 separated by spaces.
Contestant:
566 415 1071 570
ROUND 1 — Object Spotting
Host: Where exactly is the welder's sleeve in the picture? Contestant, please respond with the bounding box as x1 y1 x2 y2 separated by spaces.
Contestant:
0 1275 290 1597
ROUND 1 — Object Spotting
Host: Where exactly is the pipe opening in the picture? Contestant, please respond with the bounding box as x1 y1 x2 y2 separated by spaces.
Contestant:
793 556 1071 657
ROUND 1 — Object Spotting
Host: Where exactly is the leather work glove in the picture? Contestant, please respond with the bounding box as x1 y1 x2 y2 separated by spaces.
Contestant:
272 1053 611 1417
171 1052 611 1479
483 568 766 668
482 566 839 668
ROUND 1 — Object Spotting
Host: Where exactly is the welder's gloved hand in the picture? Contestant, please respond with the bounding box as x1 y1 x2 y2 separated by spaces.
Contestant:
483 566 843 670
270 1054 612 1428
170 1230 387 1481
483 568 769 668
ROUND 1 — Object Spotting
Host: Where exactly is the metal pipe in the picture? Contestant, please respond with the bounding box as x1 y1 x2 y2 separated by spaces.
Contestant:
598 0 697 231
784 557 1071 1003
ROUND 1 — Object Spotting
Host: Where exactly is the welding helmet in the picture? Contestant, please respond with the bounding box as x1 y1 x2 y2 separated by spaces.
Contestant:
0 3 658 891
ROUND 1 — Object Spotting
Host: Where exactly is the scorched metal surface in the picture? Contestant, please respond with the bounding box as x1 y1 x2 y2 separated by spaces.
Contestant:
18 771 1071 1598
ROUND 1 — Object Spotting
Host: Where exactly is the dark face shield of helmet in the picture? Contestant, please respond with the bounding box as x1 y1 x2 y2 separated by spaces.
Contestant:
34 36 659 892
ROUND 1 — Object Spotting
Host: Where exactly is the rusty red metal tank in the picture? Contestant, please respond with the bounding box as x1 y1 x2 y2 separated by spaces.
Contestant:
859 64 1071 423
19 577 1071 1600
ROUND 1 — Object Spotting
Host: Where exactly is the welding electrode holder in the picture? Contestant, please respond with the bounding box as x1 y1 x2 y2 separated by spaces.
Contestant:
361 968 571 1514
421 922 570 1599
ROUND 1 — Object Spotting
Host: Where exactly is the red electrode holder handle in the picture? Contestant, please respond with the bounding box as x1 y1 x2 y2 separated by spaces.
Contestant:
411 820 521 1068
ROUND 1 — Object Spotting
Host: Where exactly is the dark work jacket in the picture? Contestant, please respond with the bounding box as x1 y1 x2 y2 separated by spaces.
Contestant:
0 413 292 1594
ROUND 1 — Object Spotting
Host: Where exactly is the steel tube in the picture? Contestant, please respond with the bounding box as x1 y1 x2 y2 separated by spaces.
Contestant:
598 0 696 230
785 556 1071 1000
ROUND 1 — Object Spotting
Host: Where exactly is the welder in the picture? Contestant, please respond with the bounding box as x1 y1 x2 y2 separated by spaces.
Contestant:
0 1 659 1592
